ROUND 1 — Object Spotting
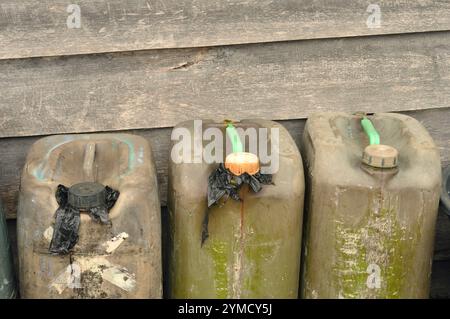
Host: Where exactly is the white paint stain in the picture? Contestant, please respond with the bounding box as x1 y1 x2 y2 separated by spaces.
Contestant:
50 257 136 294
102 266 136 292
50 263 82 294
103 232 129 254
43 226 54 242
50 268 71 294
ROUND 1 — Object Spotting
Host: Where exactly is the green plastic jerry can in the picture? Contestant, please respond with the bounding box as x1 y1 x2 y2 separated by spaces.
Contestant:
0 200 16 299
168 120 304 298
301 113 441 298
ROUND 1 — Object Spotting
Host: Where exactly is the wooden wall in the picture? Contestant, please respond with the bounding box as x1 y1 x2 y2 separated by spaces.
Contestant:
0 1 449 297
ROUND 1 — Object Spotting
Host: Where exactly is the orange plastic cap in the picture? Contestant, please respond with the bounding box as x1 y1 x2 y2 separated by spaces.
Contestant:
225 152 260 176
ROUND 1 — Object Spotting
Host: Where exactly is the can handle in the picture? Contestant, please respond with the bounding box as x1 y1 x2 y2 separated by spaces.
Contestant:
360 117 399 169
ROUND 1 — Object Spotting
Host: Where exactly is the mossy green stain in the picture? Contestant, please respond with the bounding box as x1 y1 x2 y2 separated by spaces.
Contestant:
334 205 422 298
207 239 229 298
243 236 276 296
207 234 277 298
381 208 422 298
333 220 368 298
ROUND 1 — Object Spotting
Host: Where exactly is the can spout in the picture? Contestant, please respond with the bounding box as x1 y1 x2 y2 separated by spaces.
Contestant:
225 123 260 176
360 117 399 169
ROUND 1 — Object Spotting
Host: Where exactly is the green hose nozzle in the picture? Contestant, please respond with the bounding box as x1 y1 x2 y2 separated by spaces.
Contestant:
361 117 380 145
226 123 243 153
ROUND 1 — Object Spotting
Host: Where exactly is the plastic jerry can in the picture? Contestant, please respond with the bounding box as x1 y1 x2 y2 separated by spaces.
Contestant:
301 113 441 298
168 120 304 298
17 134 162 298
0 200 16 298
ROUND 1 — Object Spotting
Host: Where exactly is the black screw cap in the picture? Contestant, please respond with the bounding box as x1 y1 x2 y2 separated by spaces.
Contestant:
68 182 106 209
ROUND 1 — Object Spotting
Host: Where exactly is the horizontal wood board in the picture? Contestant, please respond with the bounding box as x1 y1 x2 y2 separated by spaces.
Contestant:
1 32 450 138
1 0 450 59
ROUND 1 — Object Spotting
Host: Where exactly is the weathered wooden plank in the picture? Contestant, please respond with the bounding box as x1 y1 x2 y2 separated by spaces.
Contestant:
1 108 449 219
2 32 450 138
1 0 450 60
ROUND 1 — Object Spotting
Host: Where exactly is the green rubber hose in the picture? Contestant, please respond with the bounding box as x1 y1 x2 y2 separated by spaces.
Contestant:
361 117 380 145
226 123 243 153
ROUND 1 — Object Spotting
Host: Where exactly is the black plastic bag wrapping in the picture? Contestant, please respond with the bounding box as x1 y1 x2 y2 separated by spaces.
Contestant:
202 164 272 245
207 164 272 207
88 186 120 224
49 185 80 255
49 184 120 255
105 186 120 209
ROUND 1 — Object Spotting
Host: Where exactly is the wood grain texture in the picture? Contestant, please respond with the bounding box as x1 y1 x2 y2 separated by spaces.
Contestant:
1 0 450 59
1 108 449 219
2 32 450 138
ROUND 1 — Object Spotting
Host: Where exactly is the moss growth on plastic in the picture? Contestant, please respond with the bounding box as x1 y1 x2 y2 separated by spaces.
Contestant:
333 220 368 298
208 239 229 298
333 203 422 298
381 208 422 298
243 235 277 296
207 230 279 298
